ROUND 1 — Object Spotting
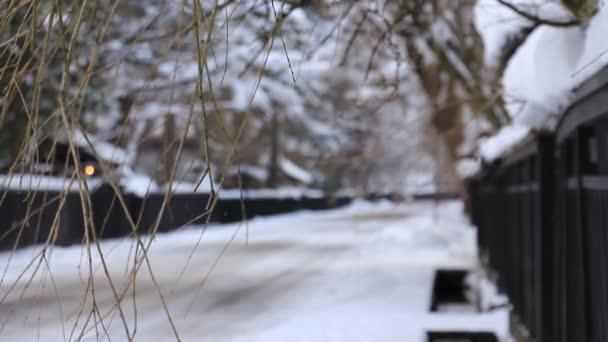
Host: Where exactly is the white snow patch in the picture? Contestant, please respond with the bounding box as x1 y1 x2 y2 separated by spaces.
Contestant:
469 271 510 311
279 157 314 185
227 164 268 182
219 186 324 199
502 23 585 129
0 174 103 192
479 125 531 162
402 168 437 195
167 179 215 194
119 168 160 196
571 3 608 87
457 158 482 179
474 0 573 65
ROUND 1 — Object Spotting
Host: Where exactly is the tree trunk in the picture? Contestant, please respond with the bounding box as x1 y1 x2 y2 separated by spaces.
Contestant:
162 113 178 184
267 112 280 187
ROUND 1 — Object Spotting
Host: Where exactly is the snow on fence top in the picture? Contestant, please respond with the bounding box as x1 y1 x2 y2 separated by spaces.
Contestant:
218 187 325 200
0 174 103 192
118 168 217 197
456 158 482 179
475 1 608 164
479 125 531 162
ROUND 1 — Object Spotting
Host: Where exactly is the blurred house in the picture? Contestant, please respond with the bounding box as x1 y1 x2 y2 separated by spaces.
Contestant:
30 129 127 182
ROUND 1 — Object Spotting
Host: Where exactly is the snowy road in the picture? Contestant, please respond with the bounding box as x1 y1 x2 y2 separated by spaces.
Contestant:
0 200 508 341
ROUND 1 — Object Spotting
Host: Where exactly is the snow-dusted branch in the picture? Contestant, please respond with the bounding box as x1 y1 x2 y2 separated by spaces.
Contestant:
496 0 580 26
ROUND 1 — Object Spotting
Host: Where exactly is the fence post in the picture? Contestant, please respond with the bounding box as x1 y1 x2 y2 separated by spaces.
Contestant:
537 134 554 342
567 127 591 342
577 126 596 342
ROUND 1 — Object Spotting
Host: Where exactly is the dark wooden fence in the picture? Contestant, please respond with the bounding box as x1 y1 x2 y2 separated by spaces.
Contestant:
470 68 608 342
470 135 554 341
0 187 351 251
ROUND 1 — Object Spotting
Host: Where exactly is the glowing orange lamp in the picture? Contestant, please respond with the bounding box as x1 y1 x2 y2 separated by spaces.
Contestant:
84 165 95 176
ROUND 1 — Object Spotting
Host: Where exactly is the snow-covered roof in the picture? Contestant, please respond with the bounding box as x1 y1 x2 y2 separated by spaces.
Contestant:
227 164 269 182
68 130 130 165
279 157 314 185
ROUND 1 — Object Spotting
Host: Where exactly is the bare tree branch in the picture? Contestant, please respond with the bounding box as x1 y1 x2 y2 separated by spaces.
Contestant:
497 0 580 27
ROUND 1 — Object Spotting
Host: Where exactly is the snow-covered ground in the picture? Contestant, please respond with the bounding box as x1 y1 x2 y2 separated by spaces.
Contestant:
0 200 509 341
